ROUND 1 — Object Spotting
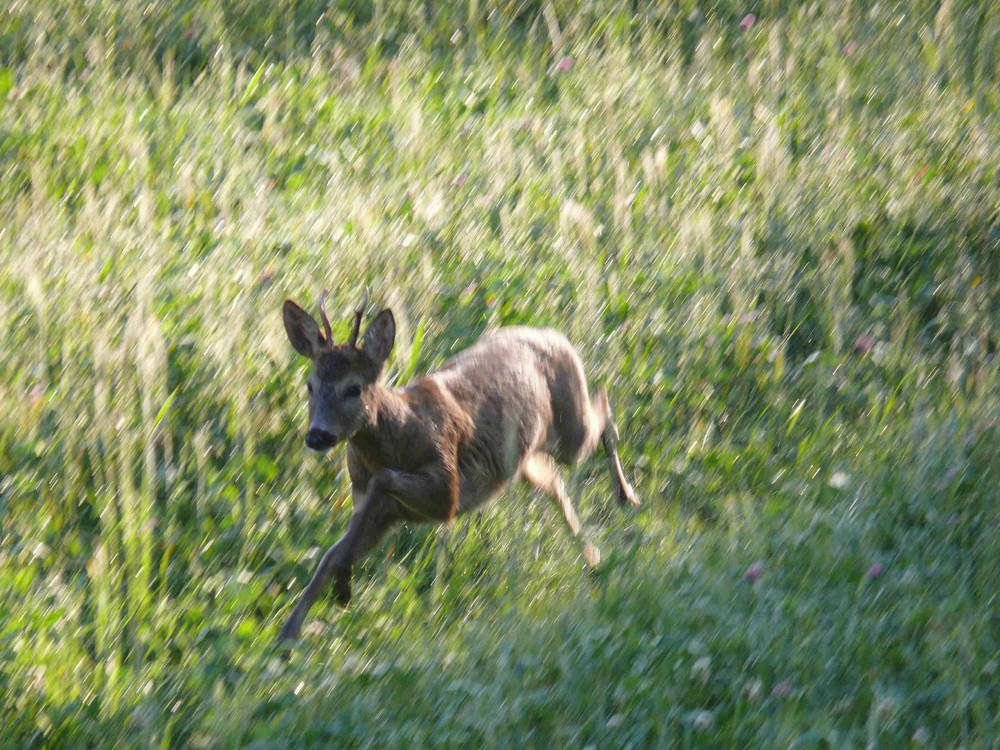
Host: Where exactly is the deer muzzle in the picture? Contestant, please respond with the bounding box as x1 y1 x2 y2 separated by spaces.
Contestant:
305 427 339 452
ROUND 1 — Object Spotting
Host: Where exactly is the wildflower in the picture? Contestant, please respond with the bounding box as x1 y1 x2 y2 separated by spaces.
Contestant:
555 56 575 73
691 710 714 731
743 678 764 703
743 561 764 582
866 562 885 580
740 14 756 30
454 172 468 187
692 656 712 681
341 656 362 674
828 471 850 489
842 41 857 56
771 681 792 699
852 334 875 355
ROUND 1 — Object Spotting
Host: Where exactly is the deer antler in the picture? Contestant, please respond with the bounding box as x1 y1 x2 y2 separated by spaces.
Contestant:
317 290 334 347
347 286 369 349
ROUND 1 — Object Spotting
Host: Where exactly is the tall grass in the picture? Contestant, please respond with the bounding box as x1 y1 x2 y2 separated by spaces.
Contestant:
2 1 1000 747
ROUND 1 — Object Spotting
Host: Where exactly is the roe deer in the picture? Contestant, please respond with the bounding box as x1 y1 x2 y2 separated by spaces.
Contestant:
277 289 640 643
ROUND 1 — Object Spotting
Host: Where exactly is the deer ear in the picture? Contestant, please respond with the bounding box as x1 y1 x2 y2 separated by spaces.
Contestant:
283 299 325 357
362 309 395 365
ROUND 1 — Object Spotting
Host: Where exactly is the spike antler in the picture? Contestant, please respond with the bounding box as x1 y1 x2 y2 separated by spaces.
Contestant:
317 289 334 347
347 286 370 349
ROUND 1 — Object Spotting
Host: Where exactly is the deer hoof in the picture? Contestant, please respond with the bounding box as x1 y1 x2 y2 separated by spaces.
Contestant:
618 481 641 508
277 619 301 644
334 566 352 607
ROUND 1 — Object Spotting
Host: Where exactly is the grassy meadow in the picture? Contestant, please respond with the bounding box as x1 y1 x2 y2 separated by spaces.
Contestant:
2 1 1000 746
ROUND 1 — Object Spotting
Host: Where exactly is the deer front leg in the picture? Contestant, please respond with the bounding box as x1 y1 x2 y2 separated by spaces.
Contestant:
277 485 398 643
277 466 454 643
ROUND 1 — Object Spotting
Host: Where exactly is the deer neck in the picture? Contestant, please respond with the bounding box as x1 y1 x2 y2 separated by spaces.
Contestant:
349 382 414 466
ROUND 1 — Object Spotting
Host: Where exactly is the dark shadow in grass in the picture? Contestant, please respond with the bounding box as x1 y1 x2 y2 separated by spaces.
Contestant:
0 1 547 87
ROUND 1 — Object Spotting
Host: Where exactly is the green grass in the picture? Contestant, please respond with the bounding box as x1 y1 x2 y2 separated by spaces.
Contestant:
2 1 1000 747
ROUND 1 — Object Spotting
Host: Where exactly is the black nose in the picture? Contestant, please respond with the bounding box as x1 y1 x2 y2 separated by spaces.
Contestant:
305 428 338 451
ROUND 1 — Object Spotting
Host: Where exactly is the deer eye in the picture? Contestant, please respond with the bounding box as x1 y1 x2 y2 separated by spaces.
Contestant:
306 382 313 395
343 384 362 400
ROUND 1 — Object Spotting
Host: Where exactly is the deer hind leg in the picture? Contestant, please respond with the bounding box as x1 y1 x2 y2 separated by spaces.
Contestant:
521 452 601 568
591 389 641 507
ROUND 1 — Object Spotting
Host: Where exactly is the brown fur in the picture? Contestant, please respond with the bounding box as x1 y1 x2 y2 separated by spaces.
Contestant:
277 297 640 643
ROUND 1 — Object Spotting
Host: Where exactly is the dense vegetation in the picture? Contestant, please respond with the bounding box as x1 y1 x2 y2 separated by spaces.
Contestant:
2 1 999 746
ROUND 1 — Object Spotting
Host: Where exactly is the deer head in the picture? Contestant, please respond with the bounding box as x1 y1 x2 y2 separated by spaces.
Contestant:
282 288 395 452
